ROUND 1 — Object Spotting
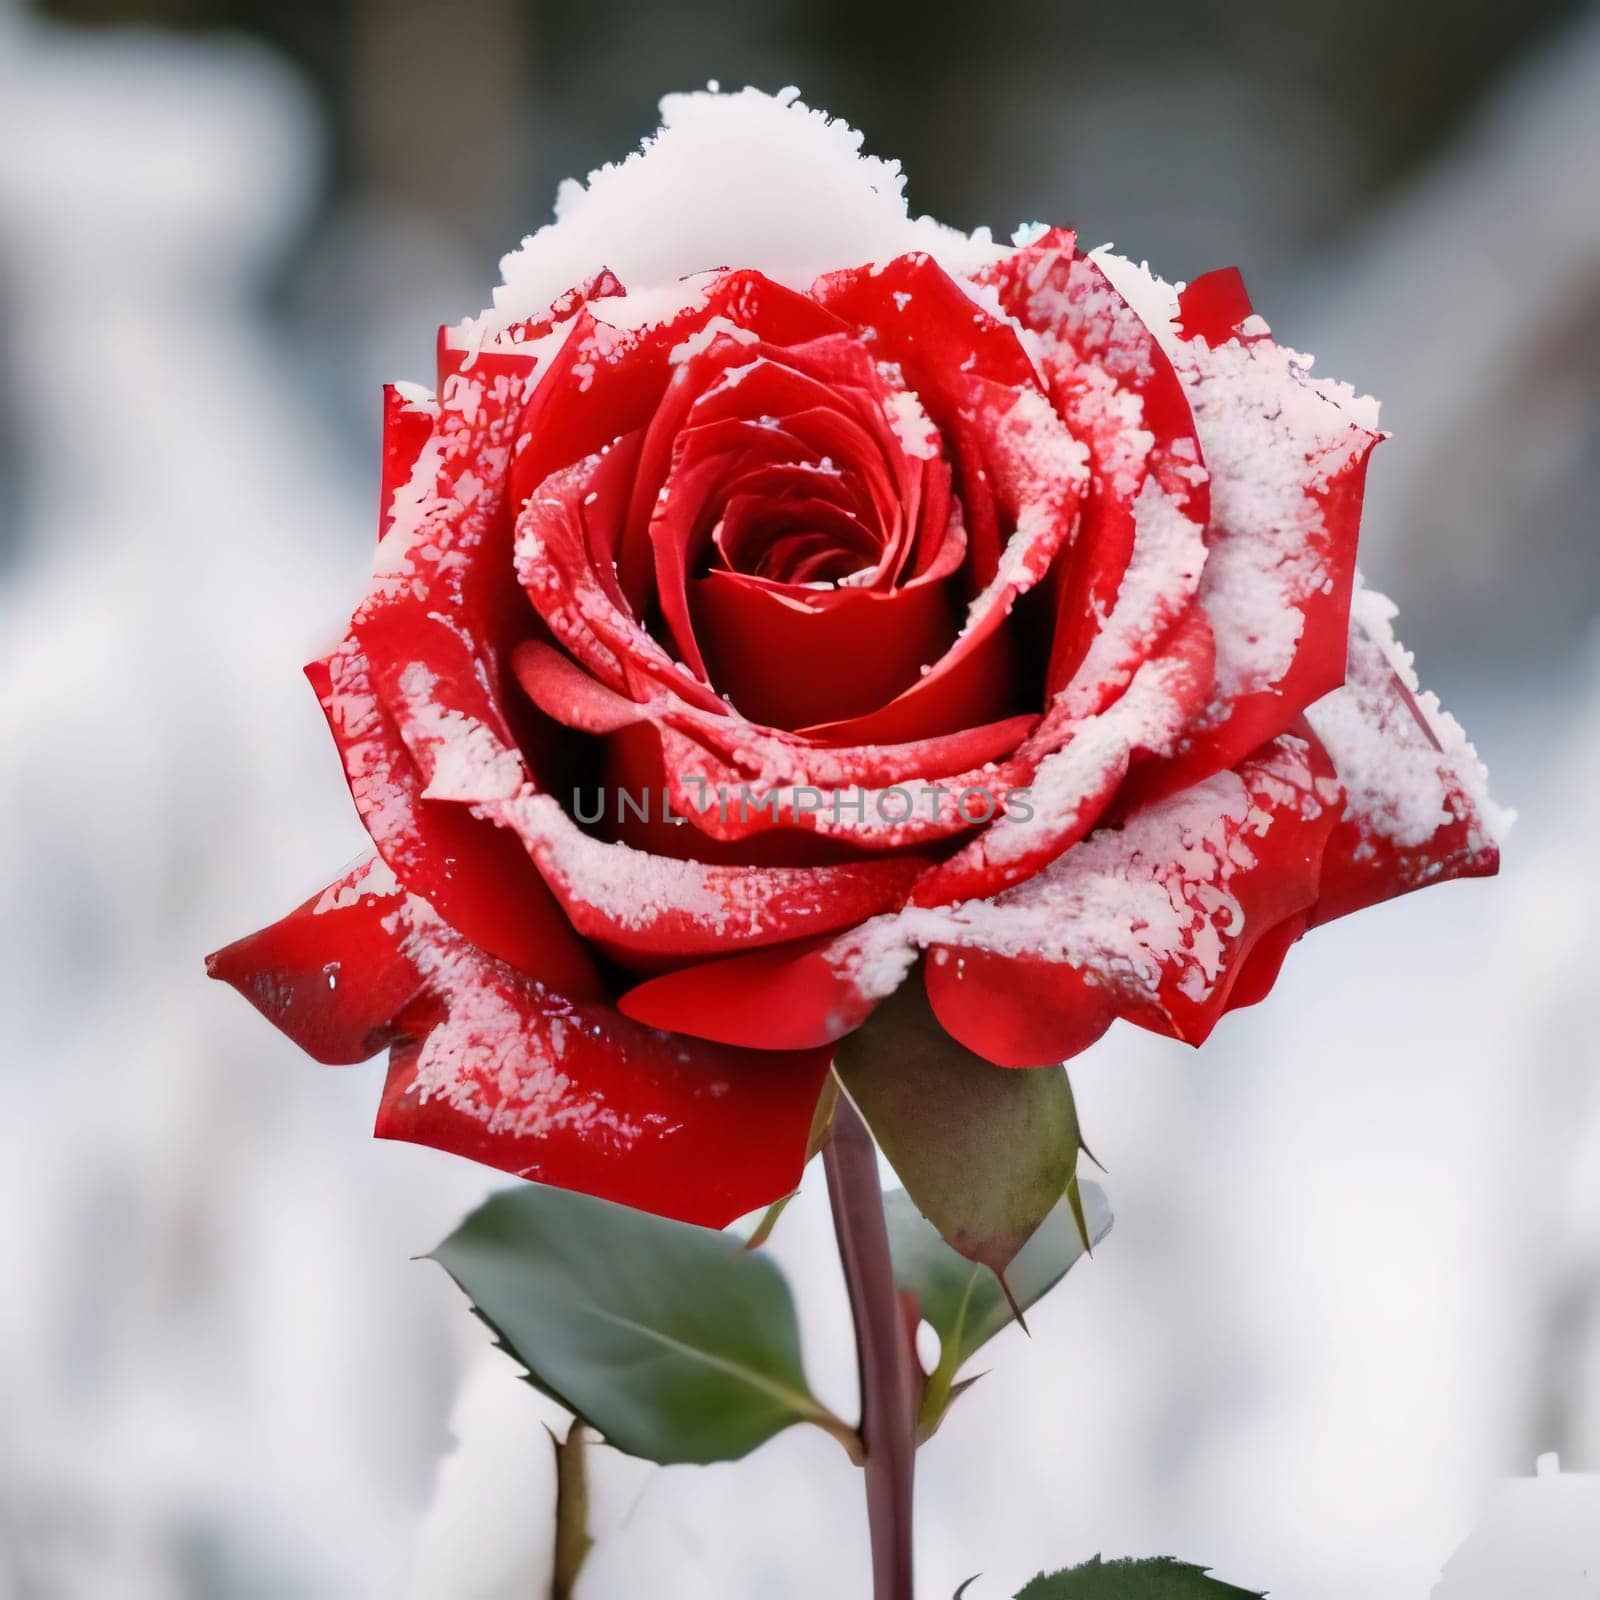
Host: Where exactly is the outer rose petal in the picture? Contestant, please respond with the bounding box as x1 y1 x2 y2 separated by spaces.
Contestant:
1221 910 1309 1015
1305 584 1507 924
619 932 880 1050
623 719 1335 1057
210 873 831 1227
356 274 657 851
311 642 604 1000
378 383 438 542
205 855 425 1065
493 791 926 961
357 335 569 820
375 909 833 1228
923 730 1342 1066
1094 251 1383 803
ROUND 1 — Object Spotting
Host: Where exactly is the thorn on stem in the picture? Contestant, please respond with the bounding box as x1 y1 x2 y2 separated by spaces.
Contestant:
994 1267 1030 1336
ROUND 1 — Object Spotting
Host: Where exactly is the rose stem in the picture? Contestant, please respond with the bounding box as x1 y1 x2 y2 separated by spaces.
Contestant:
824 1089 918 1600
548 1419 591 1600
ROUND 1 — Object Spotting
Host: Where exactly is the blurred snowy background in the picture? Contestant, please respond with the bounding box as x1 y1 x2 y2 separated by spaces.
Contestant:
1 0 1597 1595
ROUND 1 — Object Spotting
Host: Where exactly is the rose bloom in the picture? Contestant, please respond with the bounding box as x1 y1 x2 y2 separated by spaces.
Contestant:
209 91 1504 1228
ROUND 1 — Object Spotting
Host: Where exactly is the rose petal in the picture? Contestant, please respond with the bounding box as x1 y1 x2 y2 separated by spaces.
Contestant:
1305 583 1507 924
814 257 1040 554
511 271 845 535
976 234 1210 706
910 606 1215 906
364 282 639 726
509 638 1038 848
1093 250 1384 804
1174 265 1254 349
516 444 726 714
691 569 958 729
205 855 425 1065
215 875 830 1227
373 906 832 1227
628 719 1031 852
618 932 875 1050
378 383 439 543
312 641 603 999
490 789 925 961
1221 910 1309 1014
806 378 1087 745
509 637 653 736
359 325 579 823
919 730 1342 1065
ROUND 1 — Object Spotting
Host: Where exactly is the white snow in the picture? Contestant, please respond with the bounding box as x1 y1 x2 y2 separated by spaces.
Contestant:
881 384 940 460
1183 339 1371 702
1094 247 1382 711
828 734 1326 1007
1088 247 1182 346
666 313 758 365
1308 582 1515 848
312 853 401 914
396 663 528 805
462 86 1008 345
495 790 734 934
397 902 656 1147
1058 476 1208 719
962 386 1090 624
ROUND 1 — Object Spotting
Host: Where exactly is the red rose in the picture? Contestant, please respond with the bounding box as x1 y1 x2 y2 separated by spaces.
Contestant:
209 102 1503 1229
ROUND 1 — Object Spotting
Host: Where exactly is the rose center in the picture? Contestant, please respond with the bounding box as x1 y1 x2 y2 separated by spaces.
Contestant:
714 501 884 589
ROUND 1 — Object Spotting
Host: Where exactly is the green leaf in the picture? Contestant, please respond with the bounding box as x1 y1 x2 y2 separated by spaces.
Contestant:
833 979 1083 1278
431 1183 855 1465
1016 1556 1267 1597
885 1182 1112 1432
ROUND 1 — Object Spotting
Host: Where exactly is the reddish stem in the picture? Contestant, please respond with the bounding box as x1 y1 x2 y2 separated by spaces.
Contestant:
824 1091 918 1600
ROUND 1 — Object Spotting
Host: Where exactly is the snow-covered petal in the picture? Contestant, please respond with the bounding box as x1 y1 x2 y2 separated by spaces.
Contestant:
491 790 925 961
1095 252 1383 802
623 728 1340 1059
310 641 603 1000
213 878 829 1226
923 731 1341 1064
910 607 1215 906
1306 583 1508 923
205 855 425 1066
976 232 1210 705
